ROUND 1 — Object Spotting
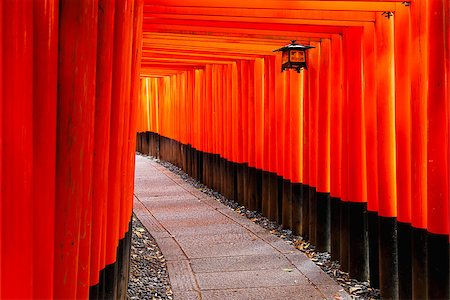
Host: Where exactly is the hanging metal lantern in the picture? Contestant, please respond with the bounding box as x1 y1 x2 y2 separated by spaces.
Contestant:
273 40 315 73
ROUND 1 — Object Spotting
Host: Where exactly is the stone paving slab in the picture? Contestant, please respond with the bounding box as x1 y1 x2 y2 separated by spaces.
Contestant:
134 155 350 300
190 254 293 273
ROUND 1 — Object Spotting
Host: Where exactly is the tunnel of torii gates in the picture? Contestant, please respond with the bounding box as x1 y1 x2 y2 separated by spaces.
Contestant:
0 0 449 299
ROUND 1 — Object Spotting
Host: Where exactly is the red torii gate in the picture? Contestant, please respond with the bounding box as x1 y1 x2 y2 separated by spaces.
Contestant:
1 0 449 299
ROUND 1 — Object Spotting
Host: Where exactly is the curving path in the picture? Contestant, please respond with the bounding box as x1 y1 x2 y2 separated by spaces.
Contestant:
134 155 350 300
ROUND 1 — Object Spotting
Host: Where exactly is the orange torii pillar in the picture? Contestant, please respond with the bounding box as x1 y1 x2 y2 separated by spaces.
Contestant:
89 0 115 297
330 34 343 262
340 27 350 274
410 0 429 297
272 55 286 224
346 26 368 282
427 0 449 298
236 60 247 207
316 38 331 253
302 63 310 240
290 70 304 236
308 41 320 245
226 64 236 201
55 1 98 298
281 69 292 229
363 21 380 289
394 3 413 299
33 1 58 298
246 60 259 212
267 56 280 223
254 58 265 213
1 2 35 298
376 13 398 299
261 55 275 219
261 56 272 218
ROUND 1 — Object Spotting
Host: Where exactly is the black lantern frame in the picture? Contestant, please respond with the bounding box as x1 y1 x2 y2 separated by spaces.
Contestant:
273 40 315 73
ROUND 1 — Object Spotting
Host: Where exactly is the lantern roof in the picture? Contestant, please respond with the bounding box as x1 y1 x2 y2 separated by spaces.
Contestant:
273 40 315 52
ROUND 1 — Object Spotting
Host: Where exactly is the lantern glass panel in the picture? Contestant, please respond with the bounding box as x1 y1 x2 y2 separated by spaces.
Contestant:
290 50 305 63
282 51 289 64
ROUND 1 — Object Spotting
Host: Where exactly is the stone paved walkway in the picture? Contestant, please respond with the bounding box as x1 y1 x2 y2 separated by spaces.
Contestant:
134 155 350 300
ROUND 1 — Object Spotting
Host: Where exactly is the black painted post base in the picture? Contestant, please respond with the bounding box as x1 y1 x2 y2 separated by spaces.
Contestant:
309 187 317 245
282 179 292 230
236 163 245 206
301 184 309 240
412 227 427 299
89 219 132 300
276 176 283 224
368 211 380 289
291 183 303 236
348 202 368 281
268 172 278 222
330 197 340 261
247 166 258 211
340 201 349 273
256 169 263 212
261 171 270 216
427 232 449 299
316 192 330 252
197 150 203 183
378 216 399 300
397 221 412 300
242 163 249 208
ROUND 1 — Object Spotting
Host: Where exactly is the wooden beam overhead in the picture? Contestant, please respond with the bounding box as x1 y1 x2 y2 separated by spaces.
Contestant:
144 6 377 22
144 1 401 12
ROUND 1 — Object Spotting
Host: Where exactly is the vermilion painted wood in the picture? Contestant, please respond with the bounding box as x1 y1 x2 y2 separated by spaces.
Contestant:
363 23 378 212
262 57 271 173
395 4 412 224
127 0 144 223
142 24 333 45
76 2 98 296
1 1 34 298
144 0 400 12
226 65 233 161
283 71 291 180
290 70 303 184
410 0 428 230
33 1 58 297
308 41 320 189
0 0 3 294
274 56 284 176
91 0 115 286
376 13 397 218
255 58 265 170
241 61 249 164
330 34 342 199
346 27 367 204
143 19 345 36
302 64 310 187
340 29 349 203
107 0 133 265
267 57 277 174
427 0 448 235
233 61 240 163
118 0 134 239
144 6 377 22
145 13 370 28
55 0 97 298
248 61 256 168
317 38 331 194
446 0 450 240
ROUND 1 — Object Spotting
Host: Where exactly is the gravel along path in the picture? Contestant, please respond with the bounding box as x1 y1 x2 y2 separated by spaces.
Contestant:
127 215 173 300
150 155 380 300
